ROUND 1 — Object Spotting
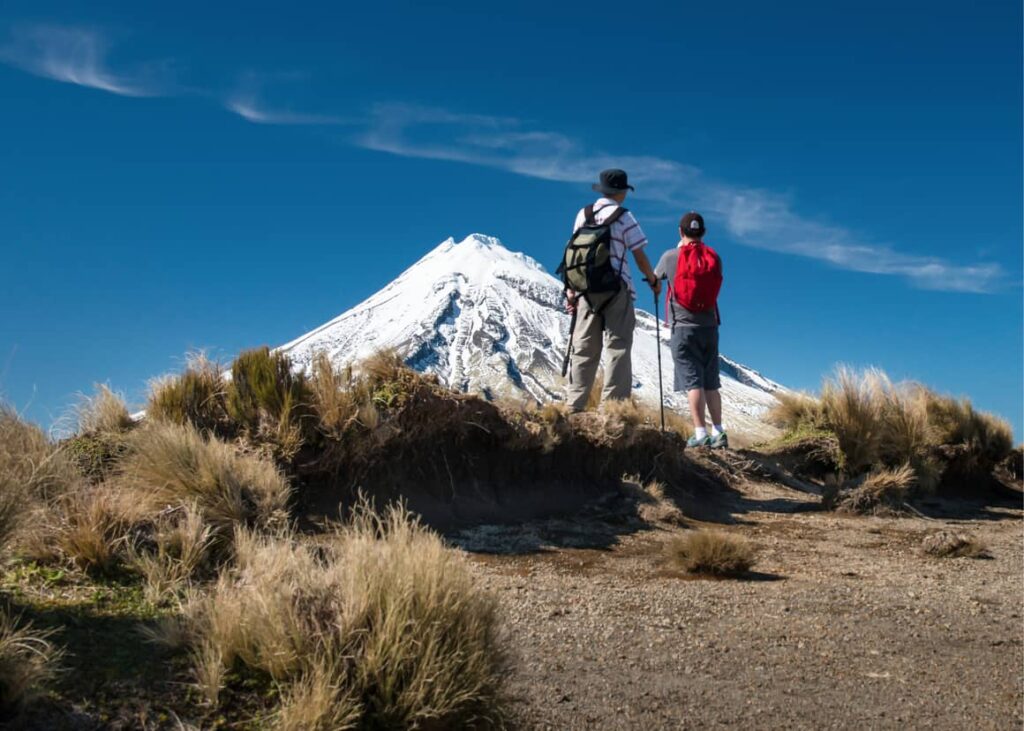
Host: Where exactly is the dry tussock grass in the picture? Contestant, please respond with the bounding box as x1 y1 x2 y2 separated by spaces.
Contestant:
827 463 916 515
146 353 228 433
665 530 756 576
820 367 883 474
622 478 686 526
128 503 216 603
0 407 65 712
308 352 357 438
770 367 1014 500
0 406 79 502
75 384 134 435
121 423 291 534
181 502 506 728
0 611 61 714
768 391 825 431
0 405 85 562
0 474 25 556
53 486 133 574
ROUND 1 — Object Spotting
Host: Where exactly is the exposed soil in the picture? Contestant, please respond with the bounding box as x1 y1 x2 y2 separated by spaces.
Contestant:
457 475 1023 730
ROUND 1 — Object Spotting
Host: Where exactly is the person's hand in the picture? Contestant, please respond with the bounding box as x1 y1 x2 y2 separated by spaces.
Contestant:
648 277 662 296
565 290 577 314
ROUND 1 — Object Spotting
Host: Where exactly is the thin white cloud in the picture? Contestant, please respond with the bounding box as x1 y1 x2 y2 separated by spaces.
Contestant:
358 103 1004 293
223 93 350 126
0 24 161 97
1 30 1007 294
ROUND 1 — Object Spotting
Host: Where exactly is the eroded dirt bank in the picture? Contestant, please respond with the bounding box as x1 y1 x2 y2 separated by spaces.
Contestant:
458 479 1023 730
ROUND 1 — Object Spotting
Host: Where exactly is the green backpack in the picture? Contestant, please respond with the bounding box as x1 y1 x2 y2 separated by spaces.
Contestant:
557 204 629 311
557 204 629 377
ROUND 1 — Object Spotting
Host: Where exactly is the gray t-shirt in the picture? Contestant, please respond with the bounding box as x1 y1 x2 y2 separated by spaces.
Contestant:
654 245 721 328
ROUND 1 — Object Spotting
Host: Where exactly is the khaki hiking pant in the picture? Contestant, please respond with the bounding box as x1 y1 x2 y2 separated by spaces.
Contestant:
567 289 636 412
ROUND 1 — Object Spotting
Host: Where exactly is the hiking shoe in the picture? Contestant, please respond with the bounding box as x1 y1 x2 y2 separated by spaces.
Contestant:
709 431 729 449
686 434 712 448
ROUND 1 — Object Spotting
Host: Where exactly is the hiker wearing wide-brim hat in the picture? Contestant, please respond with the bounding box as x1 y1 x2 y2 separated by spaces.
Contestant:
557 169 659 412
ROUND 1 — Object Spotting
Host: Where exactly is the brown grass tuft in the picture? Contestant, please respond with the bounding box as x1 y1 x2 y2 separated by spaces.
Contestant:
0 406 79 502
768 391 825 431
53 486 133 574
820 367 883 474
0 609 61 713
359 349 408 388
74 384 134 435
769 367 1014 498
665 530 756 576
128 503 216 602
827 463 916 515
146 353 228 433
182 502 507 726
0 405 82 559
121 422 291 535
309 352 358 438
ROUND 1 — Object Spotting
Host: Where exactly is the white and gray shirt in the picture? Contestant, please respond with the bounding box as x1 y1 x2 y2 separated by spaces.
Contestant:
572 197 649 300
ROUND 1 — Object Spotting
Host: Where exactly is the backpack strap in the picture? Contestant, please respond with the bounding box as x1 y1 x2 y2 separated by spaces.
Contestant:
585 204 629 226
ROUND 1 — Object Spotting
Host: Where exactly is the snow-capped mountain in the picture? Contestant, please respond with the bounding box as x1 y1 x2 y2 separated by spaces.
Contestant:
279 234 784 435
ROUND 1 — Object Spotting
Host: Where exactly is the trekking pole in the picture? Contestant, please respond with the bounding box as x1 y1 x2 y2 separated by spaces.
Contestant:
561 307 578 379
652 284 666 433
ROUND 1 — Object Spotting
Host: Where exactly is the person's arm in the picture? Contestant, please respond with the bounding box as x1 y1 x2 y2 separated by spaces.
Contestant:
621 213 660 295
632 247 660 295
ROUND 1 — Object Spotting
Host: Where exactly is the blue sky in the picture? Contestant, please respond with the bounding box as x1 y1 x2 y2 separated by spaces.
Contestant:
1 0 1021 437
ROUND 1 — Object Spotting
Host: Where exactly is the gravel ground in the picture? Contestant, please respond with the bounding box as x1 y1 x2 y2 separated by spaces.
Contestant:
458 479 1023 730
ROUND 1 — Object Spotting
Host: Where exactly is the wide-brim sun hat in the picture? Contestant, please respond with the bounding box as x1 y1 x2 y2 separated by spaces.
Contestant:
592 168 635 195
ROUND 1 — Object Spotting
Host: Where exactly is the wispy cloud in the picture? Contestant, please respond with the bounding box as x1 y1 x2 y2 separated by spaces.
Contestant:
359 103 1004 293
223 92 350 126
1 27 1006 294
0 24 162 97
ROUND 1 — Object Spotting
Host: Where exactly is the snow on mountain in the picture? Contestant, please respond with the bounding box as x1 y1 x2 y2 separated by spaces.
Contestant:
279 234 784 435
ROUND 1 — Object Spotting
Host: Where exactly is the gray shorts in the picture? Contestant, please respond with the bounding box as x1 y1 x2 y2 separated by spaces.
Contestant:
670 326 721 391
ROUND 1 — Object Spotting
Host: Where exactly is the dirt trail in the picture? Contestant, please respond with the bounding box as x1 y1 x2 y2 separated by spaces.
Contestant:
459 478 1023 730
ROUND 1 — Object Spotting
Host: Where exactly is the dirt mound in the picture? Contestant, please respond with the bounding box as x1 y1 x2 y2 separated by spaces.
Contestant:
763 434 842 481
295 376 722 530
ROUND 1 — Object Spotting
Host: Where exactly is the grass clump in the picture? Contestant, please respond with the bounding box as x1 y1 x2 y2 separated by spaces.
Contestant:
769 367 1014 503
121 422 291 536
0 406 78 502
665 530 756 577
74 384 134 436
128 503 216 603
146 353 228 434
309 352 358 438
52 486 133 575
0 611 61 715
921 530 989 559
825 463 916 516
768 391 826 433
227 347 312 459
181 502 507 728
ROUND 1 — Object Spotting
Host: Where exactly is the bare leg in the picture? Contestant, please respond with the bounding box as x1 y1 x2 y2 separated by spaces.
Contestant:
688 388 706 429
706 389 722 427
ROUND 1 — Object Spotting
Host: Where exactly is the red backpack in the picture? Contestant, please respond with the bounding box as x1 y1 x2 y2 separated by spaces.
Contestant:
670 241 722 314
